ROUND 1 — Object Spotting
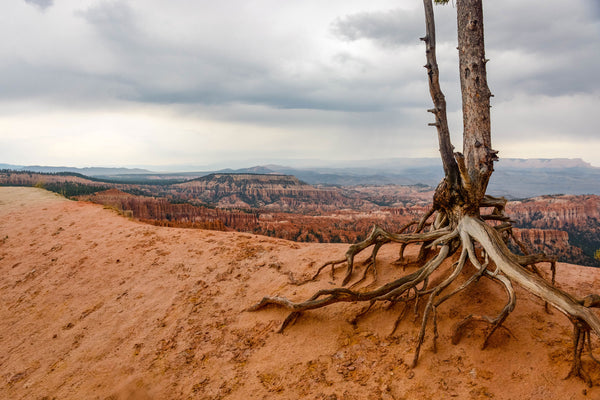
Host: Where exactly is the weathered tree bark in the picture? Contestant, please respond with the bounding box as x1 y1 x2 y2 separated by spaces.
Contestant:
430 0 497 217
250 0 600 386
456 0 495 204
422 0 459 187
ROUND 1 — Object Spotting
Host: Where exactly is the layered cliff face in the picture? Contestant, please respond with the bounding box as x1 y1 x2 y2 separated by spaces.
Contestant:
507 195 600 267
174 173 368 212
512 228 570 248
510 228 589 266
507 195 600 229
81 189 257 231
256 209 422 243
0 171 108 191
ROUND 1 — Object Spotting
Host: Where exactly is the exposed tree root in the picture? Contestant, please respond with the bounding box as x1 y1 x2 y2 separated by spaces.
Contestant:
451 272 516 350
249 0 600 386
249 209 600 385
310 221 448 286
462 215 600 386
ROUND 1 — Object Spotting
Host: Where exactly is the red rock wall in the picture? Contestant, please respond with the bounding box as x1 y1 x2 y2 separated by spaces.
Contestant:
83 189 257 232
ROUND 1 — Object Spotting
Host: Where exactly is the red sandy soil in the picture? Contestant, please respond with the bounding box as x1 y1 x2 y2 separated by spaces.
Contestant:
1 186 599 400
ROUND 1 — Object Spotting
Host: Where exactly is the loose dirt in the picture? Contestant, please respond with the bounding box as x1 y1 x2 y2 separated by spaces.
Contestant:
1 187 598 399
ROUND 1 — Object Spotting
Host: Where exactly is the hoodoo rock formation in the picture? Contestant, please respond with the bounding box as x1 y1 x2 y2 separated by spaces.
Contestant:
507 195 600 267
82 189 257 231
511 228 587 265
507 195 600 230
175 173 364 212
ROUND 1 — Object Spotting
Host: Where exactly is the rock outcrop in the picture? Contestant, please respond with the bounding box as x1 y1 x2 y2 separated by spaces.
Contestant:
173 173 367 212
507 195 600 267
510 228 589 266
0 171 106 187
81 189 257 231
507 195 600 229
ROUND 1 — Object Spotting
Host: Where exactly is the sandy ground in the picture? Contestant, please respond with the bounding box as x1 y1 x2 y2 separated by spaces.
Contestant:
1 186 599 399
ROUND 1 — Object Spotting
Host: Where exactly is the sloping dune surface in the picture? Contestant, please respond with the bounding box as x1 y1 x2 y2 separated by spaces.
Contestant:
1 187 599 399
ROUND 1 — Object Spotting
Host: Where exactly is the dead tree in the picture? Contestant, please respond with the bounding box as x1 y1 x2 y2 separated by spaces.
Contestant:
250 0 600 385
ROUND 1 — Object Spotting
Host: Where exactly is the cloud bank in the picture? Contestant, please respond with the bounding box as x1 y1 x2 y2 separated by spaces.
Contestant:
1 0 598 168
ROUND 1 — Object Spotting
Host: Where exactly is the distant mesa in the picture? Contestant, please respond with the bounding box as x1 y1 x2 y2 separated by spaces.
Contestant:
187 172 305 185
1 157 599 198
0 165 153 176
175 173 356 211
496 158 593 169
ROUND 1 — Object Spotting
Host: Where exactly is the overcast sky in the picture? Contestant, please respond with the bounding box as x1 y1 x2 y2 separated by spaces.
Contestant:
1 0 599 169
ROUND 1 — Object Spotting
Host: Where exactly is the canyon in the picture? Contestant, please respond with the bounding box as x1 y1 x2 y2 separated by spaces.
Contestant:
506 196 600 267
173 173 365 211
1 169 598 267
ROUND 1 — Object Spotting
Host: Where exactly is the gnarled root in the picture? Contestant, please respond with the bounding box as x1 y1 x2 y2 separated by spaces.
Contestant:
565 322 594 387
249 209 600 385
462 215 600 384
311 220 449 286
451 273 516 350
249 244 451 332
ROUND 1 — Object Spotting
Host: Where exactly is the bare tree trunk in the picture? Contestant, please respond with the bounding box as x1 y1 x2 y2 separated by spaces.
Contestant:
456 0 496 206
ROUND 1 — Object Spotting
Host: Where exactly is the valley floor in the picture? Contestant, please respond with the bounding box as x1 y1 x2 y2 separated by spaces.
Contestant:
1 187 599 399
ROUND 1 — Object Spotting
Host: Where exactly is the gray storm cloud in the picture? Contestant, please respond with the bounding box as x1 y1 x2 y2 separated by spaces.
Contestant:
1 0 598 167
24 0 53 11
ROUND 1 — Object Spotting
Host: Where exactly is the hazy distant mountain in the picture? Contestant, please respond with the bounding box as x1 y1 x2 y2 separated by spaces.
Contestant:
222 158 600 198
3 158 599 198
496 158 593 169
0 165 152 176
488 158 600 198
0 163 23 171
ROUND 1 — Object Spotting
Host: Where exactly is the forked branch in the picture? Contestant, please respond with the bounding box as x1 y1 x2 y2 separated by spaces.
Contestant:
422 0 459 187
